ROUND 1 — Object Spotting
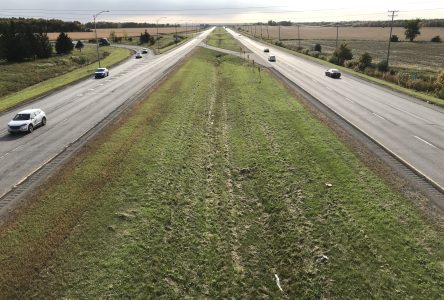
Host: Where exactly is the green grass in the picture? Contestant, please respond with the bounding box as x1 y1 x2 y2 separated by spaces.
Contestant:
206 27 246 52
0 46 131 112
0 48 443 298
120 32 198 54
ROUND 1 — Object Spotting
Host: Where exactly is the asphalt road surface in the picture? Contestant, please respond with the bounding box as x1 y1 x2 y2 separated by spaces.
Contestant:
227 28 444 191
0 28 214 201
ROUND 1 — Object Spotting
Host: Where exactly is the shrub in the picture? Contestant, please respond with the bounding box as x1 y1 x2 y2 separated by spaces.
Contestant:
313 43 321 52
390 35 399 42
438 88 444 99
358 52 372 70
274 41 283 47
330 43 353 66
405 79 436 92
71 55 88 65
431 35 442 42
436 69 444 88
377 60 389 72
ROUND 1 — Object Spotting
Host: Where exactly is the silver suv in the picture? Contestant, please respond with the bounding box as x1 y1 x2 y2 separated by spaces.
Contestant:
7 109 47 133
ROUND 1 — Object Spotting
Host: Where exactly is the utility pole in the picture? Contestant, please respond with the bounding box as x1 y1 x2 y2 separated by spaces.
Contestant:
260 25 263 39
93 10 109 68
267 25 269 40
156 17 167 53
335 24 339 48
278 25 281 41
386 10 399 67
297 24 301 49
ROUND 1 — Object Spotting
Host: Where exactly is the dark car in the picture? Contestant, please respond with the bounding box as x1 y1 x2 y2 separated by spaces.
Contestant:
264 48 270 52
94 68 109 79
268 55 276 62
325 68 341 79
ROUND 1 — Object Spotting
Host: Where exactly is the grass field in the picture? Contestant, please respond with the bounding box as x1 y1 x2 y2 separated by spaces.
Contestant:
0 47 443 298
206 26 247 52
0 45 131 112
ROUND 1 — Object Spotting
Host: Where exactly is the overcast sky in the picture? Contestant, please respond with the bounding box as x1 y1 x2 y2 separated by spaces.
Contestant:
1 0 444 23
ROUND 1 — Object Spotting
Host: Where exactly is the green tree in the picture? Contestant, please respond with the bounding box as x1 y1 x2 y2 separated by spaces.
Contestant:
314 43 322 52
139 30 151 44
75 40 84 52
330 43 353 66
55 32 73 54
34 33 52 58
404 19 421 42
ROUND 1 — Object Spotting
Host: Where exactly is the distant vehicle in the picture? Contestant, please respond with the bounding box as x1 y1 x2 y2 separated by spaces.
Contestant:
99 38 110 46
268 55 276 62
141 48 148 54
264 48 270 52
95 68 109 78
135 52 142 59
325 68 341 78
8 109 46 133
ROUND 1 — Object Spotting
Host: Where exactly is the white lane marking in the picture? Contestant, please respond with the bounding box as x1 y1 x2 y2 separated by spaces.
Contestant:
311 78 318 83
372 112 386 120
344 97 354 103
325 86 333 91
414 136 438 149
12 145 24 151
88 88 95 91
0 152 10 160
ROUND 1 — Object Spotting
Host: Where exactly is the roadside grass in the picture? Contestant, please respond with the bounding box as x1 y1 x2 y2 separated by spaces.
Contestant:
0 48 443 298
0 46 131 112
206 27 246 52
241 31 444 107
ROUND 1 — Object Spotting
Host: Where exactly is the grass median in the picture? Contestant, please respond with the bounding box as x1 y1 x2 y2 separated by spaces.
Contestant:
206 27 246 52
0 46 131 112
0 48 442 298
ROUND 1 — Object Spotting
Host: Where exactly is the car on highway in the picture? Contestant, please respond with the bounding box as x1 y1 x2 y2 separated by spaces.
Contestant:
268 55 276 62
264 48 270 52
142 48 148 54
7 109 46 134
135 52 143 59
94 68 109 79
325 68 341 79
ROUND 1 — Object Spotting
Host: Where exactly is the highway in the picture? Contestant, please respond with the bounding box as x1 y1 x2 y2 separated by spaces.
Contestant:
0 28 214 204
227 28 444 190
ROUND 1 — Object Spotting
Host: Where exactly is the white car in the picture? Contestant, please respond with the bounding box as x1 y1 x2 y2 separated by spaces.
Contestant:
135 52 142 59
94 68 109 79
7 109 46 133
141 48 148 54
268 55 276 62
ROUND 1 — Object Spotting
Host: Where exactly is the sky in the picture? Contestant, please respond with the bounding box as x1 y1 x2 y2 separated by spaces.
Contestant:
1 0 444 24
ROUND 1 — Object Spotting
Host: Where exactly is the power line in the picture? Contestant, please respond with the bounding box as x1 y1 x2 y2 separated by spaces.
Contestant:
386 10 399 67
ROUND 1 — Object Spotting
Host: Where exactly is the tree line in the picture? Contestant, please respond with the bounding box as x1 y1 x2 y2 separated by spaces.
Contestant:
84 21 177 29
0 18 88 34
0 20 77 62
271 19 444 27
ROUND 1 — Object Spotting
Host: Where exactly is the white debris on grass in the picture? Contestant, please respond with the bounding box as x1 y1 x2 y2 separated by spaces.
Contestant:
274 273 283 292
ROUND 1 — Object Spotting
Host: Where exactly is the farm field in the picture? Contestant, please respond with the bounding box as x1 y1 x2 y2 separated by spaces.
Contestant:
0 45 131 112
0 48 443 298
243 25 444 42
